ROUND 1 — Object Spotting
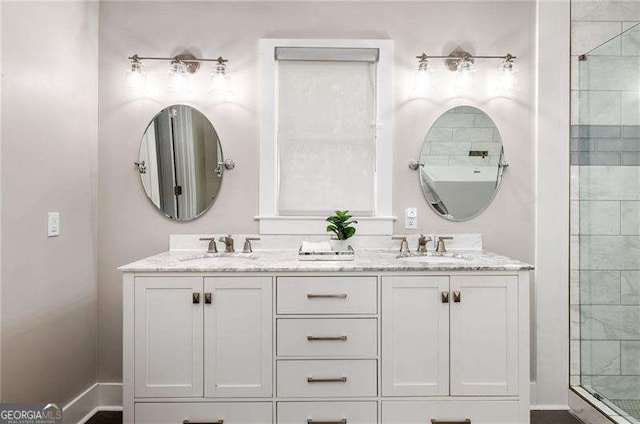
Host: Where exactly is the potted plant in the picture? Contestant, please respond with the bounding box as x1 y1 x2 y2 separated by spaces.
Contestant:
326 210 358 251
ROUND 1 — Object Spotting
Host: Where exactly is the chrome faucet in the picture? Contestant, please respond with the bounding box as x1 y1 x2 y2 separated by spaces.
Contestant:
392 236 411 256
435 236 453 254
199 237 218 254
218 235 235 253
417 234 432 253
242 237 261 253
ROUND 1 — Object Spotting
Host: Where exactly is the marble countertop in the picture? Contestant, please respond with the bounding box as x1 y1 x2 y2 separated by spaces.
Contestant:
119 249 533 273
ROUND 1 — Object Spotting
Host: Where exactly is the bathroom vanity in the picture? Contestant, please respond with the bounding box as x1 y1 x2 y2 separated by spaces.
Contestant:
120 240 532 424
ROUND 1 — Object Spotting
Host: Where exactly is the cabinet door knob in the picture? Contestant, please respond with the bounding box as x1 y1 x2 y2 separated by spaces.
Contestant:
192 293 201 304
204 292 213 304
453 291 461 303
441 291 450 303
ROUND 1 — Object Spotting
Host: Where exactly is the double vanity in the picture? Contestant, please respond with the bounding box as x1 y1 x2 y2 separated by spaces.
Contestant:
120 235 532 424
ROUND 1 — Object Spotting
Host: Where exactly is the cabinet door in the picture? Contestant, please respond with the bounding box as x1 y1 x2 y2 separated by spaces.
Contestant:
204 276 272 397
450 275 518 396
135 277 203 398
381 276 449 396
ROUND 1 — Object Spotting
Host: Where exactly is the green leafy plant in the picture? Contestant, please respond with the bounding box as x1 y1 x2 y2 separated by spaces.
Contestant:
326 210 358 240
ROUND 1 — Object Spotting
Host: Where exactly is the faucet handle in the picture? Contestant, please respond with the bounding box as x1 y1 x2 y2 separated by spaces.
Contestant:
243 237 261 253
435 236 453 253
392 236 410 254
199 237 218 254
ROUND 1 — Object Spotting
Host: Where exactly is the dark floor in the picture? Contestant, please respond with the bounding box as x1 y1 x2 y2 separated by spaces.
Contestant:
87 410 585 424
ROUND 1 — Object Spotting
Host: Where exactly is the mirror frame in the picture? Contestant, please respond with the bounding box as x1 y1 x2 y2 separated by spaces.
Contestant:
136 103 225 222
415 105 507 222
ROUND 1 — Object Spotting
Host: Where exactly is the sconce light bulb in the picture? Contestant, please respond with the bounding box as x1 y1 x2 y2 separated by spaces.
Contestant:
412 59 434 96
168 60 190 92
126 59 147 92
496 59 517 95
453 58 475 93
210 61 233 99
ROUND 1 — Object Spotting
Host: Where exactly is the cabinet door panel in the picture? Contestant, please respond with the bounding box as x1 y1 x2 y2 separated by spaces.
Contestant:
204 277 272 397
134 277 203 398
381 276 449 396
450 275 518 396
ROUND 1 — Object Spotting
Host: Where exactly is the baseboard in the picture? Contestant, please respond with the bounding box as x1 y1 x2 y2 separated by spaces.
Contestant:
63 383 123 424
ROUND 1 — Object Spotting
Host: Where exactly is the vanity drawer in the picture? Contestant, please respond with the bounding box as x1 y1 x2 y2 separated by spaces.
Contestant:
135 402 272 424
381 400 519 424
277 401 377 424
277 318 377 357
277 277 377 315
277 359 377 398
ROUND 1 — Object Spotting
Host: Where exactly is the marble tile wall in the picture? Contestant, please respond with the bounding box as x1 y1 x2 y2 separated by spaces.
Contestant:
571 0 640 403
420 106 502 166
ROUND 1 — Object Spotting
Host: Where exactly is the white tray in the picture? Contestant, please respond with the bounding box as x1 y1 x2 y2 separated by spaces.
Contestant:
298 245 355 261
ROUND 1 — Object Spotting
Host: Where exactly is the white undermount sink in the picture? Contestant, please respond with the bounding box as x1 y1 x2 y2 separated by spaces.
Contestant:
400 254 471 263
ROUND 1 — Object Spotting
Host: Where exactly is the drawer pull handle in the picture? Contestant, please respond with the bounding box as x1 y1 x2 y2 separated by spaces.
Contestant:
307 376 347 383
192 293 201 304
441 291 450 303
183 420 224 424
431 420 470 424
307 420 347 424
307 293 347 299
204 292 213 304
307 335 348 341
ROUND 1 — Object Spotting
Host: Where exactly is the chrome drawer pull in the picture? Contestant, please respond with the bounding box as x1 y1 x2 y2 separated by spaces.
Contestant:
307 335 348 341
307 293 348 299
307 420 347 424
183 420 224 424
307 376 347 383
431 420 470 424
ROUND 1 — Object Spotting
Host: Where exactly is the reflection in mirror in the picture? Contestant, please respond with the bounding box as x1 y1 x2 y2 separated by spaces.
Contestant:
138 104 223 221
418 106 505 221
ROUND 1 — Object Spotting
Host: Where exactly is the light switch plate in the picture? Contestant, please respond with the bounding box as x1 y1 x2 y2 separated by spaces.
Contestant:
48 212 60 237
405 207 418 229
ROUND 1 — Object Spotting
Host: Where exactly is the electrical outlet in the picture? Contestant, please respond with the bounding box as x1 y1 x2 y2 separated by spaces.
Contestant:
48 212 60 237
405 207 418 229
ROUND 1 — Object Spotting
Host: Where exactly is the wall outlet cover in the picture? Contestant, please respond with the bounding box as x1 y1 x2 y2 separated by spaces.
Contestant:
405 207 418 229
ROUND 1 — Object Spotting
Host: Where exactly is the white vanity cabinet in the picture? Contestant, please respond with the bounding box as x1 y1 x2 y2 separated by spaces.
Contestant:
126 274 273 423
123 268 530 424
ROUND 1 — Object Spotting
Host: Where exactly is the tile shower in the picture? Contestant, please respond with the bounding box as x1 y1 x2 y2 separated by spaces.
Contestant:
571 12 640 423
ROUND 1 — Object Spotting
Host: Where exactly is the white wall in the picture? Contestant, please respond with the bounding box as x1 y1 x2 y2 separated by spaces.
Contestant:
535 0 570 409
98 0 537 387
1 2 99 405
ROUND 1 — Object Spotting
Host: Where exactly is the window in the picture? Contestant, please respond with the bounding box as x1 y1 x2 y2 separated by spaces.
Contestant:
259 39 394 234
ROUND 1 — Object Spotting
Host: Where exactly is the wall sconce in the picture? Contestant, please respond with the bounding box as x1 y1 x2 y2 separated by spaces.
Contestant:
126 52 232 97
413 49 517 96
412 53 434 96
125 56 147 92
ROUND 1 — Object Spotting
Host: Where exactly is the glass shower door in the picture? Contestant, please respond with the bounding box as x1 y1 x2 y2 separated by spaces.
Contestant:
572 22 640 424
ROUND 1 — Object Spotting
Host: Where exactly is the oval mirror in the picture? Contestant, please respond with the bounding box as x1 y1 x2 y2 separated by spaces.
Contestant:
418 106 506 221
137 104 225 221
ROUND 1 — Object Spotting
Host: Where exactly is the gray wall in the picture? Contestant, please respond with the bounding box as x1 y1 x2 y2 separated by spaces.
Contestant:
1 2 99 404
98 1 536 382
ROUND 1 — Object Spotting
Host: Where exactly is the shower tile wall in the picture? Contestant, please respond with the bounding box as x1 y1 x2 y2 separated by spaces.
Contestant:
571 0 640 404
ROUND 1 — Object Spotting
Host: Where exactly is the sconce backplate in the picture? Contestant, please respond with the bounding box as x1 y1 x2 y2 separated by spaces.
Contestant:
445 49 474 71
174 53 200 74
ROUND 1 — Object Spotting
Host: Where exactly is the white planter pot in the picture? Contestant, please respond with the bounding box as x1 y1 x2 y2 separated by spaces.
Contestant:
331 239 351 252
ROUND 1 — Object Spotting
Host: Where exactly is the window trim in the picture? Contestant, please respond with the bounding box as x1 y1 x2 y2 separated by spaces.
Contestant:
257 39 395 235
